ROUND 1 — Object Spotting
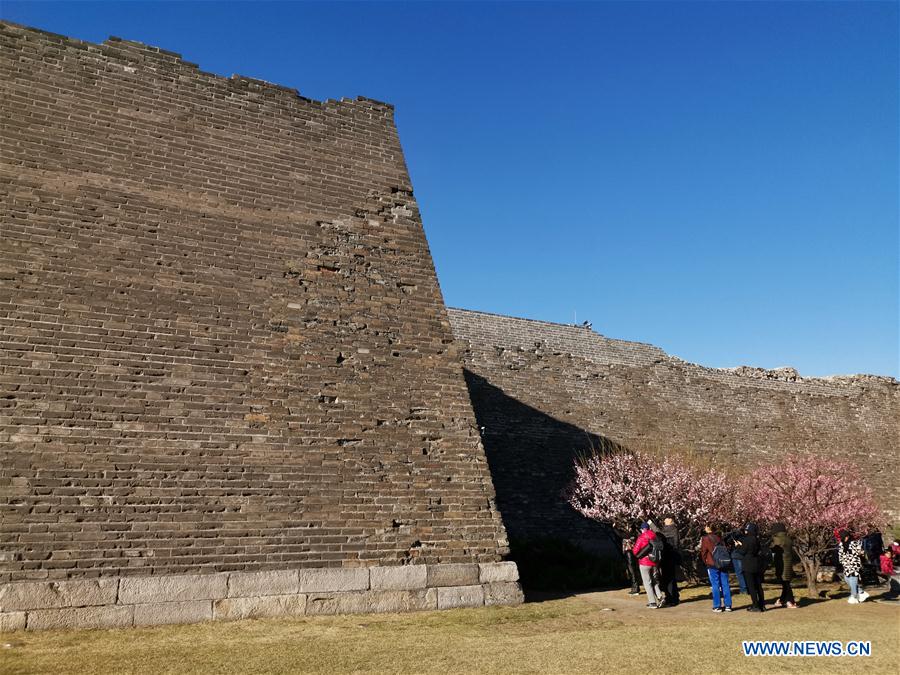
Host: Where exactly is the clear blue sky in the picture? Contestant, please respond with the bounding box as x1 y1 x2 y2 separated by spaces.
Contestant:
4 1 898 377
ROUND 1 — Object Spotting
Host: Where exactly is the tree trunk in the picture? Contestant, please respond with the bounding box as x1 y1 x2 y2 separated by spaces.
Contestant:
800 557 819 597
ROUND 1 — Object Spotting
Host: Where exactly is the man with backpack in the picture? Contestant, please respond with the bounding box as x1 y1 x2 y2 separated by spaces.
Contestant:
632 521 664 608
700 524 733 612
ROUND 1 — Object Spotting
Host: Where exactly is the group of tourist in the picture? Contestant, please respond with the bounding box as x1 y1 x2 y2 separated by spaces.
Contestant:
622 518 900 612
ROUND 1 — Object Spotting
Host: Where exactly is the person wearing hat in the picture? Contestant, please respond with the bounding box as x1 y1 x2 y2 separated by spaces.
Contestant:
632 521 663 608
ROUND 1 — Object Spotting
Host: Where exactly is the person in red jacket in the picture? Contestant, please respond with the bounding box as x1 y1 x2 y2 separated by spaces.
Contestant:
632 522 663 608
880 549 898 598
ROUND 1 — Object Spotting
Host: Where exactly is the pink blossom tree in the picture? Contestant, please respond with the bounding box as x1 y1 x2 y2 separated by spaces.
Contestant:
566 448 735 555
737 455 887 595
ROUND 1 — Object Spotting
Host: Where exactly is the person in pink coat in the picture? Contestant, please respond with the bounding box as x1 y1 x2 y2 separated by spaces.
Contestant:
632 522 663 608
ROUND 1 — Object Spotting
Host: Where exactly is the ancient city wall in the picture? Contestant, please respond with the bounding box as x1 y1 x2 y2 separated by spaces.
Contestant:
449 308 900 551
0 23 520 629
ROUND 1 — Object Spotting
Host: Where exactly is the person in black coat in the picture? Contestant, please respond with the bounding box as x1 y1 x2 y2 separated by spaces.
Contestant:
659 516 682 606
622 534 641 595
735 522 766 612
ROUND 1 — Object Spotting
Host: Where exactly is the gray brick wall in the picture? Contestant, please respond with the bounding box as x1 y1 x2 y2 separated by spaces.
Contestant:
449 308 900 542
0 22 508 582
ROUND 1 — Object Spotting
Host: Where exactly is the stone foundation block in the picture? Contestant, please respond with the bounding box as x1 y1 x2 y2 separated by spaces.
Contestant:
133 600 212 627
483 582 524 606
214 594 307 621
370 565 426 591
26 605 134 630
426 563 479 588
0 579 118 611
437 585 484 610
817 566 838 583
306 589 436 616
478 562 519 583
228 570 298 598
119 573 227 604
297 568 369 593
0 611 26 632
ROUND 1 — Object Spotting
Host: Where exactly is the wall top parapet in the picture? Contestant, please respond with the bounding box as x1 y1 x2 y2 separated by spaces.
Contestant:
448 308 898 394
0 21 394 114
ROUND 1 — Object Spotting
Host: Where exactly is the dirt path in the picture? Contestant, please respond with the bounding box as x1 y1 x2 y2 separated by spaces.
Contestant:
536 583 900 626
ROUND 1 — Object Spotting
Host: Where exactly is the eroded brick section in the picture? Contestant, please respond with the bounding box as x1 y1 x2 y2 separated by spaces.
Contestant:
449 308 900 546
0 22 508 582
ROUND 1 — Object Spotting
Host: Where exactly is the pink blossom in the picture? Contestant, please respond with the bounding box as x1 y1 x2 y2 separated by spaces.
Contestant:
566 449 733 544
737 455 887 593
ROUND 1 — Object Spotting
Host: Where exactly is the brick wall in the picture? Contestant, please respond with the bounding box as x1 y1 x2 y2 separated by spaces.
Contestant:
449 308 900 548
0 22 509 583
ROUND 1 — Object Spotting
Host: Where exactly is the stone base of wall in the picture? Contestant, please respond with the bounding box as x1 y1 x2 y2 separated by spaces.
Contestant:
0 562 522 631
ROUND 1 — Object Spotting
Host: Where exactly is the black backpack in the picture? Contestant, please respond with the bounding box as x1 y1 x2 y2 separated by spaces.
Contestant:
712 542 732 570
648 535 665 564
759 539 774 569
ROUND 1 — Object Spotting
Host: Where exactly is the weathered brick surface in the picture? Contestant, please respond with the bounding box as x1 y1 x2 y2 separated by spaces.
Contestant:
370 565 426 591
297 568 369 593
478 562 519 583
0 578 118 611
483 582 524 606
449 308 900 547
213 593 307 621
227 570 298 598
118 573 227 604
425 563 479 588
436 585 484 610
0 22 508 582
26 605 134 630
305 589 437 615
133 600 212 627
0 611 26 632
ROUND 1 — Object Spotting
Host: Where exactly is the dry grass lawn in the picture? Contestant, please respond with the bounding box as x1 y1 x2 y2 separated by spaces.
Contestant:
2 584 898 674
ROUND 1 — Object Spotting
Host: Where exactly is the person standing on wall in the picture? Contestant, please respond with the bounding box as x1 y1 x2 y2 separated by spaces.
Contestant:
770 523 798 608
632 522 664 608
700 524 733 612
660 516 682 606
735 523 766 612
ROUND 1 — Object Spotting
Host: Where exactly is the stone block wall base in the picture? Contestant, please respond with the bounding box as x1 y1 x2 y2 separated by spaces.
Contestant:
0 562 522 631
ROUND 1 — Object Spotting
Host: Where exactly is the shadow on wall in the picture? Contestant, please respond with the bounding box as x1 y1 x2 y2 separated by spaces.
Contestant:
463 370 623 591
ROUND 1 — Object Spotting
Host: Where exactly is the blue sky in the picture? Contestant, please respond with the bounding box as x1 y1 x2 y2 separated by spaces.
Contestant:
3 1 898 377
